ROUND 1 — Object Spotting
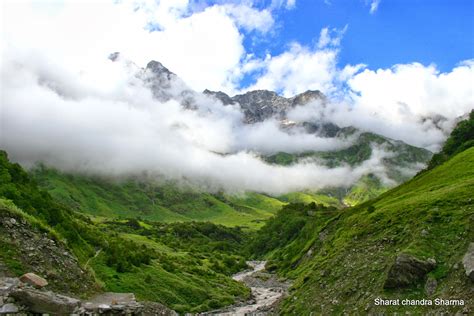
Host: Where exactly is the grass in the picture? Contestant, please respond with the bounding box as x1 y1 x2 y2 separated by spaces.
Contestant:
90 252 249 313
251 147 474 315
31 168 285 229
278 191 341 207
89 219 252 313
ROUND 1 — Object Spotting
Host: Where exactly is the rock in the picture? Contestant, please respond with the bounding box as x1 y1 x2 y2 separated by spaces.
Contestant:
421 229 428 236
10 288 80 314
424 277 437 296
205 88 324 123
384 253 436 288
111 304 125 311
0 303 19 314
19 273 48 288
142 302 178 316
462 242 474 281
0 278 20 295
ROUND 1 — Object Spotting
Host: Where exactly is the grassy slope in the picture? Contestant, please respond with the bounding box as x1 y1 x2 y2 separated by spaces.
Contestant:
32 168 285 229
252 147 474 315
266 131 432 205
0 152 251 313
89 219 251 313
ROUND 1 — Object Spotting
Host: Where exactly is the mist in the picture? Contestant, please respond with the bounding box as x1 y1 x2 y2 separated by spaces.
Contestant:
1 51 369 195
1 0 471 195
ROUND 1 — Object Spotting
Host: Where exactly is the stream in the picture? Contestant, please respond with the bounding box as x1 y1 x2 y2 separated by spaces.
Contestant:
201 261 290 316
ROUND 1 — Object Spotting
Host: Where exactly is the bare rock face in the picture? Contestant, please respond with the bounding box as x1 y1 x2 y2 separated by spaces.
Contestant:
1 277 177 315
462 242 474 281
204 89 325 124
19 273 48 288
384 253 436 289
10 288 81 314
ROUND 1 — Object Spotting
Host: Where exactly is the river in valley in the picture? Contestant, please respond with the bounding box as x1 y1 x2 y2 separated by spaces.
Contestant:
201 261 290 316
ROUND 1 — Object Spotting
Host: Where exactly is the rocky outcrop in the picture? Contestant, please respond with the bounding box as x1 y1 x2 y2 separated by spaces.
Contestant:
204 89 325 123
384 253 436 288
462 242 474 281
10 288 81 314
0 211 96 295
0 277 177 315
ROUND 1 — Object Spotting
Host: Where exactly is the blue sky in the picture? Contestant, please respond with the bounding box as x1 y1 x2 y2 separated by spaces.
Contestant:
240 0 473 76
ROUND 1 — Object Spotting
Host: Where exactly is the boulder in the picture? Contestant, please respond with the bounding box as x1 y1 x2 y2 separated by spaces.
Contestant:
10 288 80 314
384 253 436 288
462 242 474 281
0 303 19 314
19 273 48 288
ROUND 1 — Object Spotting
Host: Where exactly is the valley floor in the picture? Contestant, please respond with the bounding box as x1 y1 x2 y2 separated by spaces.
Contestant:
200 261 290 316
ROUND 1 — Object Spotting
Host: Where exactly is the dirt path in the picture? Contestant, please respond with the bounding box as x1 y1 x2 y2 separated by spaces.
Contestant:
83 249 101 269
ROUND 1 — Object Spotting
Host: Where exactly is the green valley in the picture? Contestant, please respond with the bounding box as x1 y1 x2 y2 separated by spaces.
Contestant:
249 111 474 314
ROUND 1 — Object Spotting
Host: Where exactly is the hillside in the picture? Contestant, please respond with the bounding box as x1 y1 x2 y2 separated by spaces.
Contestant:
29 124 431 226
0 151 253 313
12 59 433 213
265 129 432 205
249 113 474 314
31 167 285 229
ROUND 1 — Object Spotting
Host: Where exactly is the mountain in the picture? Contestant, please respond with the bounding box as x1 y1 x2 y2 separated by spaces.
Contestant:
24 59 433 219
248 112 474 314
204 89 325 123
265 129 432 205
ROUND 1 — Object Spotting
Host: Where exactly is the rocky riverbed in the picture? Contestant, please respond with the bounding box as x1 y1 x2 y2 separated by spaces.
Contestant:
201 261 291 316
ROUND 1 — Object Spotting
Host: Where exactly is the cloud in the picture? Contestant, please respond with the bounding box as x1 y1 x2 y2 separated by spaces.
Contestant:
0 52 374 195
270 0 296 10
369 0 381 14
244 25 358 97
287 60 474 151
286 0 296 10
1 0 472 196
317 25 347 49
220 4 274 33
0 0 276 94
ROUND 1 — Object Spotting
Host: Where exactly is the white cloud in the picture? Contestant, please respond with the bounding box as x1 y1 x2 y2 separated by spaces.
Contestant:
245 25 356 97
1 0 472 196
317 25 347 49
0 0 275 94
369 0 381 14
342 61 474 150
270 0 296 10
220 4 274 33
245 43 340 96
286 0 296 10
0 53 373 195
287 60 474 151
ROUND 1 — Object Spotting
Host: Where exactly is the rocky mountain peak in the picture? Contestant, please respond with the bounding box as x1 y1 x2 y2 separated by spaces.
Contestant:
142 60 327 123
292 90 326 106
146 60 175 80
204 88 325 123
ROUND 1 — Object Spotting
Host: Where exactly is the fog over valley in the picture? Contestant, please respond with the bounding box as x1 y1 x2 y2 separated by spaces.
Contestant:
1 0 472 194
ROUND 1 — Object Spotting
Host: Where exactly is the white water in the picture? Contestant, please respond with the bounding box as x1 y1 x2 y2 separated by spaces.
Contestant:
232 261 266 282
209 261 287 316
